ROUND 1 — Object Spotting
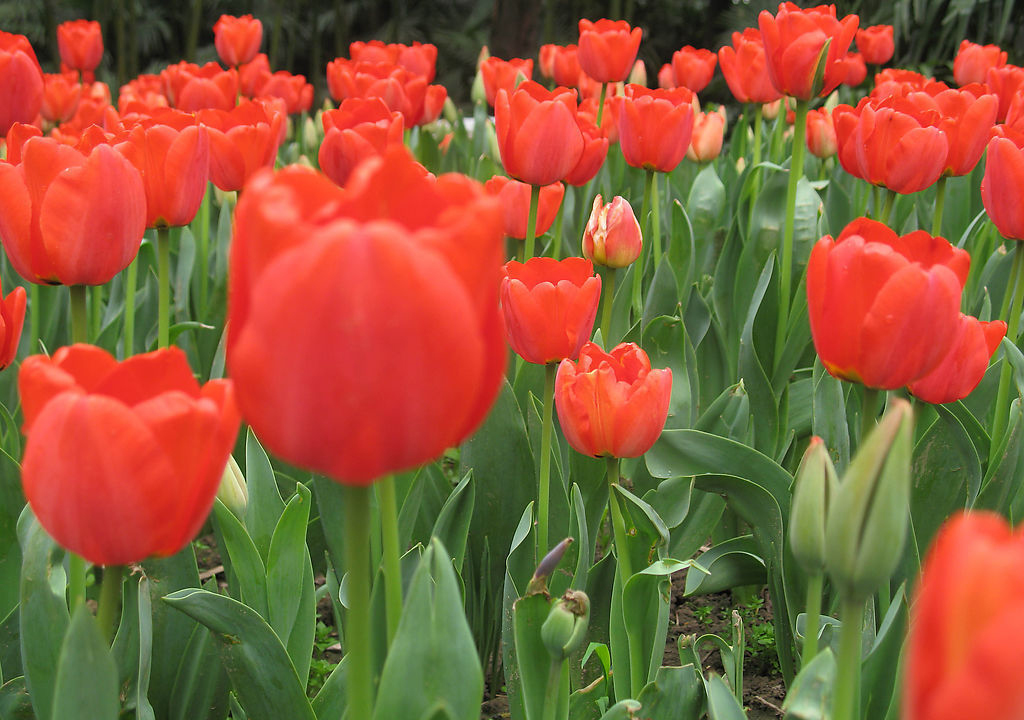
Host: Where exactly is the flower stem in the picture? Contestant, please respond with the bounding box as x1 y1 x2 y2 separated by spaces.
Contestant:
860 387 880 449
523 183 542 260
600 268 617 345
632 170 655 317
70 284 88 344
344 484 374 720
649 170 661 267
67 554 86 611
932 175 947 237
123 257 138 357
802 572 823 669
596 83 607 128
97 565 124 644
197 182 211 314
774 98 808 368
606 459 632 583
541 658 562 720
879 189 897 226
747 105 763 234
91 285 102 341
378 475 403 648
157 225 171 348
538 362 557 559
990 242 1024 463
28 284 39 355
552 191 566 261
832 597 865 720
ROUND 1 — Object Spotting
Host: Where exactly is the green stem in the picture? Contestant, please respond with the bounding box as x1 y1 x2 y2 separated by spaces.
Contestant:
552 192 566 261
157 226 171 348
932 175 947 237
649 170 661 267
378 475 402 648
860 387 880 448
832 598 865 720
747 106 763 236
600 268 617 345
990 242 1024 463
91 285 102 341
879 189 897 226
123 257 137 357
802 573 824 669
541 659 562 720
774 98 808 368
632 171 655 317
344 484 374 720
198 182 211 314
870 186 881 220
606 459 632 583
28 283 39 355
70 284 88 344
97 565 124 644
523 184 542 261
67 554 86 610
595 83 607 128
538 362 557 559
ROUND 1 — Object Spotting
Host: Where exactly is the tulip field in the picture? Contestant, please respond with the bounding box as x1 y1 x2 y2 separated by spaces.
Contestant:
3 5 1024 720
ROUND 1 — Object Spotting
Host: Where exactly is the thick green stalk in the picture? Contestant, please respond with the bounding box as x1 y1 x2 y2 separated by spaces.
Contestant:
91 285 102 341
157 226 171 348
68 554 86 611
774 99 809 367
523 184 542 260
537 362 557 559
649 170 661 266
747 106 764 235
596 83 608 128
70 284 88 344
631 171 655 315
606 459 632 583
378 475 402 648
990 242 1024 463
197 182 211 314
879 189 897 226
832 598 865 720
541 659 562 720
28 283 39 355
860 387 880 449
344 485 374 720
931 175 947 237
552 193 566 261
600 268 617 345
123 258 138 357
802 572 824 669
97 565 124 644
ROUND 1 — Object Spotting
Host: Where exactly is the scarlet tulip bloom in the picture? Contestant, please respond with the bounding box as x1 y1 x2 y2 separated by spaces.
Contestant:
953 39 1006 87
842 52 867 86
582 194 642 268
40 72 82 125
981 130 1024 241
805 108 837 158
484 176 564 240
564 109 609 186
616 84 695 172
900 84 998 177
350 40 438 82
0 32 44 136
325 59 446 126
0 135 146 286
687 108 726 163
214 14 262 68
117 73 169 114
907 314 1005 404
480 56 533 107
717 28 782 105
57 20 102 77
758 2 859 100
198 99 284 192
855 25 894 65
19 345 240 566
0 280 25 370
253 70 313 115
906 512 1024 720
495 81 585 186
870 68 931 100
807 218 969 389
539 44 581 87
227 147 506 485
555 342 672 458
577 19 642 84
500 257 601 365
319 98 405 187
670 46 717 93
985 65 1024 123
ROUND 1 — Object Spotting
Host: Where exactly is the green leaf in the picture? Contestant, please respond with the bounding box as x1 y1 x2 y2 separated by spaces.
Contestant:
244 430 286 562
861 585 907 719
502 504 537 720
782 648 835 719
51 606 119 720
684 535 766 596
213 500 268 619
598 700 642 720
513 592 557 720
642 262 680 331
642 316 694 433
310 656 347 720
643 476 693 530
431 471 475 572
738 255 779 454
812 359 850 474
133 577 156 720
0 676 32 720
168 618 230 720
635 664 703 720
163 589 316 720
704 672 747 720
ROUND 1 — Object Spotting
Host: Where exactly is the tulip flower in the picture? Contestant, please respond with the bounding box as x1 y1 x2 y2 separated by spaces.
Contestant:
485 176 564 240
325 58 446 126
56 20 103 80
907 314 1005 404
577 19 642 84
855 25 894 65
40 71 82 125
897 84 998 178
495 81 585 187
539 44 582 88
0 32 44 136
805 107 837 158
214 14 262 68
198 98 284 192
758 2 859 100
227 146 506 485
981 129 1024 241
117 73 168 113
717 28 782 105
669 46 717 93
162 61 239 111
555 341 672 458
687 107 726 163
564 108 609 186
18 344 240 566
0 135 146 286
350 40 438 82
806 218 969 390
870 68 931 100
615 84 695 173
319 98 405 188
842 52 867 86
985 64 1024 123
0 280 25 370
479 56 533 107
251 69 313 115
582 194 642 269
953 39 1006 87
905 512 1024 720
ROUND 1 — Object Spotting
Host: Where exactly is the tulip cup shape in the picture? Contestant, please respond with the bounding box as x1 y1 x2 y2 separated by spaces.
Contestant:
953 39 1007 87
670 46 717 93
615 84 696 172
19 344 240 566
0 32 44 136
907 314 1005 404
319 97 405 188
555 341 672 458
56 20 103 76
0 280 25 370
485 176 564 240
582 194 642 268
495 81 585 186
982 130 1024 240
214 14 263 68
717 28 783 105
577 19 642 84
906 512 1024 720
806 217 969 390
855 25 894 65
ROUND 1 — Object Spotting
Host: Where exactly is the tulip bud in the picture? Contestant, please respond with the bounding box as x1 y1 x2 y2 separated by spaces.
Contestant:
687 107 726 163
790 437 838 573
825 399 913 601
582 194 642 268
471 68 487 105
761 98 782 119
541 589 590 661
216 455 248 519
805 108 837 159
628 59 647 88
302 115 318 150
442 96 459 125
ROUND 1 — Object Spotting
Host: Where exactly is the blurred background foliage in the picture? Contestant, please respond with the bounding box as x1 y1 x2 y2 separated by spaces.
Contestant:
1 0 1021 108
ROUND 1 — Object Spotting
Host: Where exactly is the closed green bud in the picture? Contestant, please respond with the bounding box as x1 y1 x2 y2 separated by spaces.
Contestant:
541 590 590 661
471 68 487 106
216 455 247 519
302 116 318 150
790 436 839 573
442 97 459 125
825 399 913 602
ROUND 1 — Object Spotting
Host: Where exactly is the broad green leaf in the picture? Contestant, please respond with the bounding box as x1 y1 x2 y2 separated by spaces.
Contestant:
668 489 725 562
642 262 680 331
0 676 32 719
244 430 286 562
643 476 693 530
133 577 156 720
213 500 268 619
502 504 537 720
812 359 850 474
782 648 835 720
311 656 347 720
598 699 642 720
738 255 779 454
168 619 230 720
704 672 747 720
266 484 313 665
512 592 559 720
51 606 119 720
642 316 694 433
684 535 766 596
431 471 476 573
861 585 907 719
635 664 703 720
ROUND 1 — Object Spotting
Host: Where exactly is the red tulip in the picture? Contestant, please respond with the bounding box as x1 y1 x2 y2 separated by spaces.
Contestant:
227 146 506 485
855 25 894 65
577 19 642 84
842 52 867 86
0 135 145 285
758 2 859 100
564 108 609 186
214 14 262 68
615 84 695 172
870 68 931 100
901 84 998 177
57 20 102 76
806 217 968 389
40 72 82 125
495 81 585 186
953 39 1006 87
907 314 1005 404
805 107 837 158
687 108 726 163
0 32 44 137
117 73 168 114
253 70 313 114
670 46 717 93
500 256 601 365
906 512 1024 720
350 40 438 82
325 59 446 126
717 28 782 105
484 176 564 240
19 344 240 566
238 53 272 97
555 341 672 458
985 65 1024 123
981 129 1024 241
319 98 405 187
582 194 642 268
539 44 581 87
0 279 25 370
198 99 284 192
480 56 533 107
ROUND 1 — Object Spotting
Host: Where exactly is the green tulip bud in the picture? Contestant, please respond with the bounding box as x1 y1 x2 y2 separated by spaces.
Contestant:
541 590 590 661
442 97 459 125
471 68 487 106
825 399 913 602
302 116 318 151
790 436 839 573
216 455 248 519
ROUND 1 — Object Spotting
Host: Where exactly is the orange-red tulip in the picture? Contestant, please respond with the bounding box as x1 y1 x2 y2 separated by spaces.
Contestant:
555 341 672 458
615 84 695 172
495 81 585 186
56 20 102 76
985 64 1024 123
40 72 82 125
325 58 446 126
953 39 1006 87
577 19 642 84
350 40 438 82
670 46 717 93
855 25 894 65
805 107 837 158
899 83 998 177
252 69 313 114
564 108 609 186
500 256 601 365
484 176 564 240
0 32 44 136
687 108 726 163
807 217 968 389
582 194 642 268
227 147 506 485
19 344 239 566
870 68 931 100
480 56 533 107
717 28 782 105
0 135 145 285
842 52 867 86
0 280 25 370
539 44 581 87
982 129 1024 241
906 512 1024 720
319 97 405 187
214 14 262 68
198 99 284 192
907 314 1005 404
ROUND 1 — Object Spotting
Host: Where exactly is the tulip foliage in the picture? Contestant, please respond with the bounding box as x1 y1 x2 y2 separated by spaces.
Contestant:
0 8 1023 720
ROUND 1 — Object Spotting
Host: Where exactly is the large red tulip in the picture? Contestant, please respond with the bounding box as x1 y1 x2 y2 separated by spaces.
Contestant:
350 40 438 82
214 14 262 68
615 84 695 172
982 128 1024 241
0 32 44 136
855 25 894 65
319 97 404 188
953 39 1006 87
479 56 533 107
19 344 240 565
40 72 82 125
57 20 103 76
577 19 642 84
669 46 717 93
907 314 1005 404
198 99 284 192
717 28 782 105
495 81 585 186
484 176 564 240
